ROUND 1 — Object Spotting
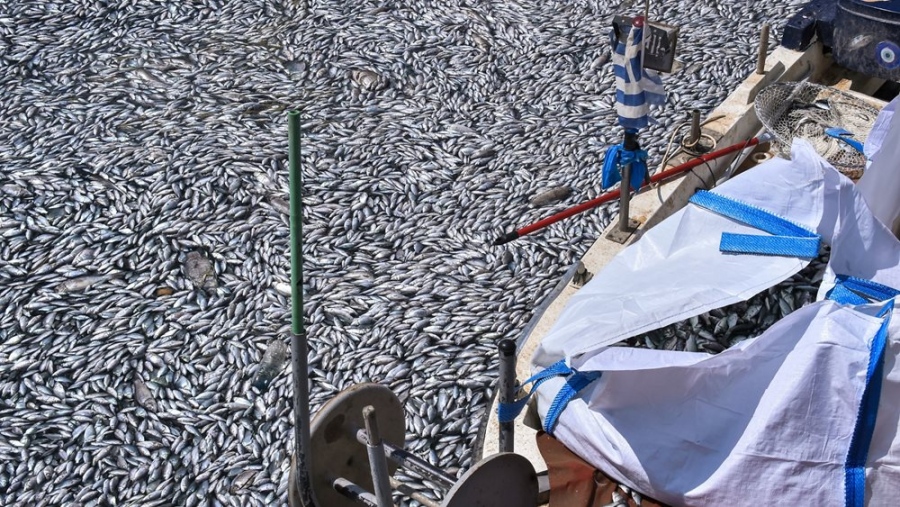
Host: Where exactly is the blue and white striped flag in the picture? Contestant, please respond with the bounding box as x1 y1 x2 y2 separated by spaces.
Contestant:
611 18 665 130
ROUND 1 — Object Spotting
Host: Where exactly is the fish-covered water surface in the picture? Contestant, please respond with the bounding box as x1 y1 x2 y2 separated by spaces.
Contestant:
0 1 808 505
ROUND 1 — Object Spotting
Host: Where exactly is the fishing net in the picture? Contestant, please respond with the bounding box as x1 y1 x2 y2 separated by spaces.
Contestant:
754 81 880 178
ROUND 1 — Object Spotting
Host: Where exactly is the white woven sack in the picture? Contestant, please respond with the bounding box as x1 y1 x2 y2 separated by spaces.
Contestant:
532 138 900 505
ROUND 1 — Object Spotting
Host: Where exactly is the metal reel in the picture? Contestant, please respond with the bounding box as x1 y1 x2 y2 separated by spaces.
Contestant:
289 383 405 507
442 453 538 507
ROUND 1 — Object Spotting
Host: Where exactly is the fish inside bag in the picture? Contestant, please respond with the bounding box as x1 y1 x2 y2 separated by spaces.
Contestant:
520 139 900 506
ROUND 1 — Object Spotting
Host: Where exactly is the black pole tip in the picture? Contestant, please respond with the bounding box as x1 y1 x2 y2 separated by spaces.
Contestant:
493 231 519 246
498 339 516 356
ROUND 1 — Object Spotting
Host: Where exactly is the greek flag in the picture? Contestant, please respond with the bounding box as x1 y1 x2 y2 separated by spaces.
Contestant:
611 18 665 130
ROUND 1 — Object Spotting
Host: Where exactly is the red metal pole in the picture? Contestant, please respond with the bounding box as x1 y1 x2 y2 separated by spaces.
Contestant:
494 134 772 245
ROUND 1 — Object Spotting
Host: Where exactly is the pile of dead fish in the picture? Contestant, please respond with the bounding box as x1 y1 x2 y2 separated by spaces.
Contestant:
624 249 830 353
0 0 807 505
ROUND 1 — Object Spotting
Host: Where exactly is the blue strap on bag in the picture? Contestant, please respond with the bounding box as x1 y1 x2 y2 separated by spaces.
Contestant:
497 360 601 435
826 276 899 507
688 190 821 258
827 275 900 305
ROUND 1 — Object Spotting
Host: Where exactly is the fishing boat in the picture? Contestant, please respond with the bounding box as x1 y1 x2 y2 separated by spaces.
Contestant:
476 5 900 507
286 1 900 505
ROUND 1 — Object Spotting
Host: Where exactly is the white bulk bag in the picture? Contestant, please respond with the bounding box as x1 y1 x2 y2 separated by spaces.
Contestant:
533 141 836 370
536 297 895 506
529 140 900 505
858 95 900 233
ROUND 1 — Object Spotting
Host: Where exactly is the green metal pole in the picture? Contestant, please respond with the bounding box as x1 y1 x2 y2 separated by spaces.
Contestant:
288 110 315 506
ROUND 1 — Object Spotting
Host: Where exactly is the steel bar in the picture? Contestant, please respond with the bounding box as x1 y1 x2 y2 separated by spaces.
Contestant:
363 406 394 507
689 109 701 145
497 339 517 453
618 160 633 232
756 23 770 74
356 431 456 487
288 111 315 506
617 130 640 234
332 478 380 507
389 478 442 507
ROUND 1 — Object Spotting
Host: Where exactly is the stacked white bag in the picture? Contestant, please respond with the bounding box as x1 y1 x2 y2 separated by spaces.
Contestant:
858 96 900 234
530 98 900 506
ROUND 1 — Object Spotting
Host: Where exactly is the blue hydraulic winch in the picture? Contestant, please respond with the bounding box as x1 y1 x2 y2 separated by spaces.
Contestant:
782 0 900 82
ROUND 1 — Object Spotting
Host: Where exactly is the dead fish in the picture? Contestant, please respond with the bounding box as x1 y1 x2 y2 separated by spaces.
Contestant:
133 377 158 412
270 196 291 215
182 251 217 290
55 275 107 294
230 470 256 494
530 186 572 207
252 340 287 391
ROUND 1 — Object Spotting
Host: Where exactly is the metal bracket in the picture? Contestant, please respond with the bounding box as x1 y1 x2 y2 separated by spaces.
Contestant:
289 383 405 507
606 219 640 244
442 453 539 507
571 262 593 288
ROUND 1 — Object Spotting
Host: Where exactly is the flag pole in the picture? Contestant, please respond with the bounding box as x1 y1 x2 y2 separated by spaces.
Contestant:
609 12 649 242
617 128 639 234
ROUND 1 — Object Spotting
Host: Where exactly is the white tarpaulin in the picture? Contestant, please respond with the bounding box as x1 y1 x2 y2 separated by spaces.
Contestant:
537 300 896 506
858 95 900 233
530 137 900 505
533 142 832 370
